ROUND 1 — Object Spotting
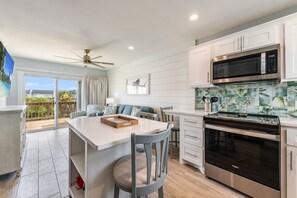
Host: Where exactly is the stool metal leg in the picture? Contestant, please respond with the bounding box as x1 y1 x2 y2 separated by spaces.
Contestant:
175 131 178 147
170 131 173 159
114 184 119 198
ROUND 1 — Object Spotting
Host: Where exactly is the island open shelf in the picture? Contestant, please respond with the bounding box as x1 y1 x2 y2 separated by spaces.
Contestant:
69 128 86 197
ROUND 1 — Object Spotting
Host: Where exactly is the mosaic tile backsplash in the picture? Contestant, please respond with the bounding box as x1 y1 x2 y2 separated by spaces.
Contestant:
195 81 297 117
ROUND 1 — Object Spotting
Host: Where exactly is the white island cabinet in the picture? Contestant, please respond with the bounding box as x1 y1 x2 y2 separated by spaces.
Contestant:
66 115 167 198
0 105 27 176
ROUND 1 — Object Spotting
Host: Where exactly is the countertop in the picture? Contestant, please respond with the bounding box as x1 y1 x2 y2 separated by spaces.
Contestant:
163 109 210 117
0 105 27 113
66 115 168 151
279 117 297 128
164 109 297 128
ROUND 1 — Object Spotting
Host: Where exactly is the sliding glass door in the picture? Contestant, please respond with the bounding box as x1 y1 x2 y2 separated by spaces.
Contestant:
57 79 79 127
25 76 80 132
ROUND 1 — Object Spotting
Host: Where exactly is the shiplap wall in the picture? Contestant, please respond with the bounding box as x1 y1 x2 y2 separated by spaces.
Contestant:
108 46 194 110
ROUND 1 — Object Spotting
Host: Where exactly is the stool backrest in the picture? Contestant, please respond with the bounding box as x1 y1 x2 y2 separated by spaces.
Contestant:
131 124 170 197
160 106 174 122
139 112 159 121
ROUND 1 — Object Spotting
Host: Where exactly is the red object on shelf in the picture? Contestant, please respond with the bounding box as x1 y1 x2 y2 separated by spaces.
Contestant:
75 176 84 190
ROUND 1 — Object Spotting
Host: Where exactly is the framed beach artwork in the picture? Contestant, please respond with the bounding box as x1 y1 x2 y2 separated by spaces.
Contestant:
126 74 150 95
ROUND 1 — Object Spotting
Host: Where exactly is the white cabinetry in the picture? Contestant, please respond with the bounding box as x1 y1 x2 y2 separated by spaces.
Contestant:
0 106 27 176
285 17 297 80
214 34 241 57
286 128 297 198
287 146 297 198
180 115 204 173
214 24 279 57
188 45 212 87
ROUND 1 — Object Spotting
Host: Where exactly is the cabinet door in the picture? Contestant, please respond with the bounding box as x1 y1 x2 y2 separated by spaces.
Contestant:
214 35 240 57
285 18 297 79
188 45 211 87
287 146 297 198
242 25 278 51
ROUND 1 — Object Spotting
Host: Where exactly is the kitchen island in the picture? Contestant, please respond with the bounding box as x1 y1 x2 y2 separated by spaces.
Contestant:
66 115 167 198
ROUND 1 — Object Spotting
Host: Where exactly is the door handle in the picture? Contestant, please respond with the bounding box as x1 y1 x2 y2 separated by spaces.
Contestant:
185 134 197 139
290 150 293 171
207 72 210 83
185 152 197 158
184 119 198 124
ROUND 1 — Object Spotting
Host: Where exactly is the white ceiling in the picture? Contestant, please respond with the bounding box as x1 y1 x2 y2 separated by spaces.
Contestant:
1 0 297 70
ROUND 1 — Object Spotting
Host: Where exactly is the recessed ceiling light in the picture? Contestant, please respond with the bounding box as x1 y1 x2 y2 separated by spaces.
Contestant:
189 14 199 21
128 46 134 50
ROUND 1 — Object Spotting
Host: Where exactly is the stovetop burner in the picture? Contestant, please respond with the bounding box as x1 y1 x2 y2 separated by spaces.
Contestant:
205 112 280 126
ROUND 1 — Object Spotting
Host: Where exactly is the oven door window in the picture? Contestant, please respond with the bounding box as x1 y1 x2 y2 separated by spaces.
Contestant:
213 53 261 79
205 128 279 190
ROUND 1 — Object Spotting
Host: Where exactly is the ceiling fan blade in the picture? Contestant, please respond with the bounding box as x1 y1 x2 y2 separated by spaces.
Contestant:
92 61 114 65
67 61 82 63
54 55 81 61
91 63 106 69
72 51 83 59
91 55 102 60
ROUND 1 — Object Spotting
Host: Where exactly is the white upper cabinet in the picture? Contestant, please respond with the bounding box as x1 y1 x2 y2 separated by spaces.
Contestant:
243 25 278 50
285 17 297 80
214 24 279 57
214 34 241 57
188 44 212 87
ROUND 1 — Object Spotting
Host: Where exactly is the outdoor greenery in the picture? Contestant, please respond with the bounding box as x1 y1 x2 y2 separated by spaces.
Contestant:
0 43 10 83
26 91 76 120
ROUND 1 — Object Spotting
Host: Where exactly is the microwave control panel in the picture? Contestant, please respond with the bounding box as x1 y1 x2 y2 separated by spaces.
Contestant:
266 50 278 74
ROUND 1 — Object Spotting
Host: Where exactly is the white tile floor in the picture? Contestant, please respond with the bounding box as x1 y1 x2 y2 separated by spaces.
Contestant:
0 128 70 198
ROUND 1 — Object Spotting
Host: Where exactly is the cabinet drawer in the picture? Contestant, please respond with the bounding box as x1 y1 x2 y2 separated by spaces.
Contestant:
181 126 203 147
181 143 203 166
180 115 203 128
287 129 297 147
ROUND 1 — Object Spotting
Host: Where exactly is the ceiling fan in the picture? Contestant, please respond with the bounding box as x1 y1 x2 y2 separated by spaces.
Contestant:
54 49 114 69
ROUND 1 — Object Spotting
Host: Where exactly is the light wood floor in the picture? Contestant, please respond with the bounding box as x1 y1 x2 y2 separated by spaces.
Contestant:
152 148 247 198
0 128 247 198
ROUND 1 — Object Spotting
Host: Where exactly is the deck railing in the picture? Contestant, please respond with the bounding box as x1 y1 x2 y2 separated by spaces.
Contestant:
26 101 77 121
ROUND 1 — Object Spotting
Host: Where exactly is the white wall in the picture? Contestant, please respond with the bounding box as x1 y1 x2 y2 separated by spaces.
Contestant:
108 42 195 110
6 57 107 105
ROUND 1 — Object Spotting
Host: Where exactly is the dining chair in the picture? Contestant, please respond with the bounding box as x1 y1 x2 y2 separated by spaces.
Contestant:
139 112 159 121
160 106 179 159
113 124 171 198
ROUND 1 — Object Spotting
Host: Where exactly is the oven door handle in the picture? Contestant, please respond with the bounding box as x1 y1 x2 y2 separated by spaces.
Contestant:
205 124 280 141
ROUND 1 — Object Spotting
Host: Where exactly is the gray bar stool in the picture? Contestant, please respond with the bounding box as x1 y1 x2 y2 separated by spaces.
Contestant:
113 125 170 198
160 106 179 159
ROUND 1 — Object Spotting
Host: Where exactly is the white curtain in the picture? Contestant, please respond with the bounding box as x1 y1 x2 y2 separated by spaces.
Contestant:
82 76 107 110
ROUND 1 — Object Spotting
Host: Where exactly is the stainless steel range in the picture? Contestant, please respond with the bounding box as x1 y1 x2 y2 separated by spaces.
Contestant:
204 112 280 198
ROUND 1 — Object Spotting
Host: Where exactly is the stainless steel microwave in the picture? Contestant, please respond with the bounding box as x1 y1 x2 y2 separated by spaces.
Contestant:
211 44 281 84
